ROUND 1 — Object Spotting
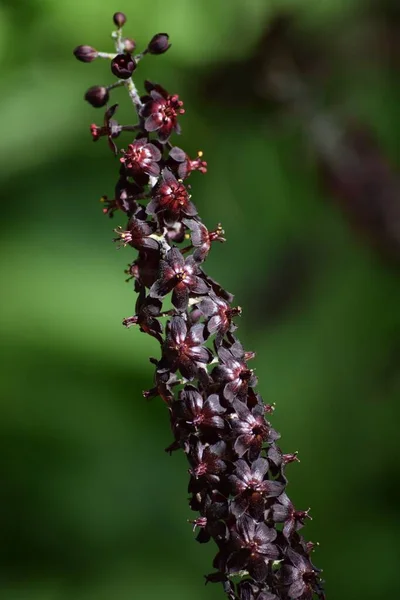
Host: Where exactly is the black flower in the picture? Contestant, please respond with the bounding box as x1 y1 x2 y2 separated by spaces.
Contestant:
231 400 280 459
229 458 285 518
161 316 213 380
189 441 227 482
228 515 279 582
212 342 257 401
140 83 184 142
147 168 197 220
173 386 226 431
281 548 323 600
120 138 162 181
199 293 241 344
114 216 158 250
90 104 122 154
150 247 208 311
270 493 311 539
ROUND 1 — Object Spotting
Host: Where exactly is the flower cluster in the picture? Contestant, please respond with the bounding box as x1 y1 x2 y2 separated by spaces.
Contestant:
74 12 325 600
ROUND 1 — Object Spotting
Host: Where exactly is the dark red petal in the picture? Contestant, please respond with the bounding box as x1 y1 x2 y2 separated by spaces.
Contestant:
255 522 277 547
166 247 185 269
189 346 212 364
248 556 268 582
182 200 198 217
287 578 307 599
259 480 285 498
147 143 162 161
172 284 189 311
227 549 250 575
237 514 256 542
149 277 174 299
170 316 187 343
204 394 225 415
191 276 209 295
230 495 249 518
251 457 269 480
145 114 162 132
146 162 161 177
185 388 203 414
234 434 252 457
179 357 197 381
169 146 186 162
188 323 205 345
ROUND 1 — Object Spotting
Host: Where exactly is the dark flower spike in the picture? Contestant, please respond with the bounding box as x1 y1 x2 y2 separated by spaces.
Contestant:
74 15 323 600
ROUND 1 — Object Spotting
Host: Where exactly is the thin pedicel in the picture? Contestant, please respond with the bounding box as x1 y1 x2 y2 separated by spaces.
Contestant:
73 12 325 600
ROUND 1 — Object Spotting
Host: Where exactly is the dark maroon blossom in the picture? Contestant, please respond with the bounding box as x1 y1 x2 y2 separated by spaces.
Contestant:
271 493 311 539
173 386 226 431
231 400 280 460
141 83 184 142
120 138 162 181
169 146 208 178
189 441 227 481
237 581 279 600
228 515 279 582
90 104 122 154
229 458 285 518
199 293 241 343
161 316 213 380
147 168 197 220
123 293 163 343
184 219 226 263
150 247 208 311
281 549 324 600
212 342 258 401
114 216 158 250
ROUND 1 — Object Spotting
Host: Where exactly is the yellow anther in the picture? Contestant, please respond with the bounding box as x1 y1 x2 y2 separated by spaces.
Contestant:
197 151 203 157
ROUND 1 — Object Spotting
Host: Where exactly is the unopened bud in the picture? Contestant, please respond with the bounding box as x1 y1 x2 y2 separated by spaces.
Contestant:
113 12 126 27
73 45 98 63
123 38 136 53
111 53 136 79
147 33 171 55
84 85 109 108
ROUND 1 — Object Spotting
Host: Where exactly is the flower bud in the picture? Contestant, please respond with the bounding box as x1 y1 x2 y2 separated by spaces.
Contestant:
147 33 171 55
113 12 126 27
84 86 109 108
111 53 136 79
73 45 98 63
123 38 136 53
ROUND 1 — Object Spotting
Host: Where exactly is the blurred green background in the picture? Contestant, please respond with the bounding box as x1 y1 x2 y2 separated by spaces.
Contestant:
1 0 399 599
